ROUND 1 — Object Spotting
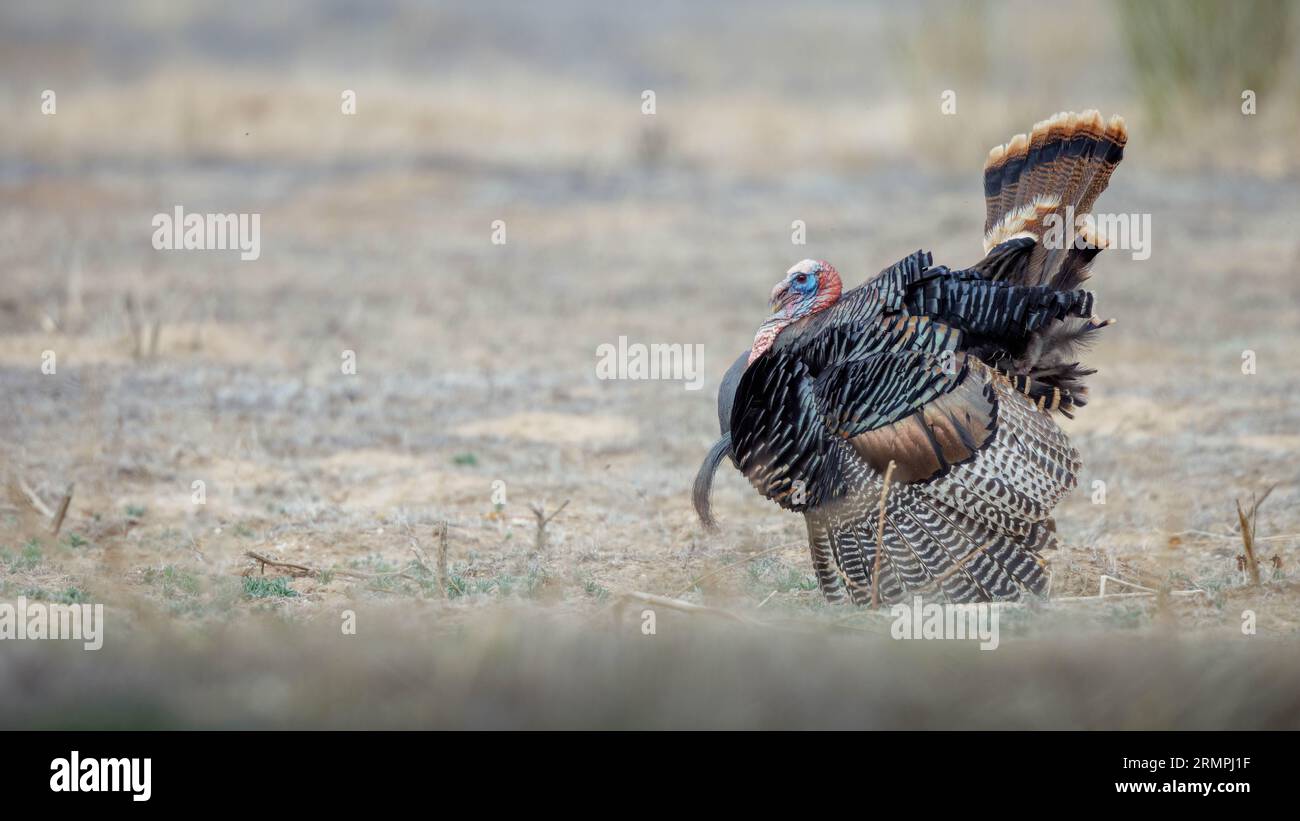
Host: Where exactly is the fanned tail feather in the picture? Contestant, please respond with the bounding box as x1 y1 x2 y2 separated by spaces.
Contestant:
982 110 1128 287
970 111 1126 417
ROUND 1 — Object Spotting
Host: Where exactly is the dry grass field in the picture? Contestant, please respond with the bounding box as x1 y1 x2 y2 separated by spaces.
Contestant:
1 0 1299 729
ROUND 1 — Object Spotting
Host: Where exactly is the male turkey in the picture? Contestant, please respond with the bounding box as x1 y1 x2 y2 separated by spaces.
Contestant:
694 111 1126 605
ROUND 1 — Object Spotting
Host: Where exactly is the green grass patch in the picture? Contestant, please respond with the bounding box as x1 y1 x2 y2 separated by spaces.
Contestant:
143 565 202 599
20 586 90 604
242 576 298 599
1 539 43 572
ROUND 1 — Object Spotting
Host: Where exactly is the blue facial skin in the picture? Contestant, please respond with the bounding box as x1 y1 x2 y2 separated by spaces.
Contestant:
792 270 818 295
790 268 819 311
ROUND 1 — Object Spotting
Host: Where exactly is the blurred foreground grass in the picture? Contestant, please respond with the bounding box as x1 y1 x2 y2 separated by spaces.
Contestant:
2 602 1298 730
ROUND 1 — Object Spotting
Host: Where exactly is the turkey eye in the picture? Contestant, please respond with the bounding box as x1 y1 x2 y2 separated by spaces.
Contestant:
795 274 808 285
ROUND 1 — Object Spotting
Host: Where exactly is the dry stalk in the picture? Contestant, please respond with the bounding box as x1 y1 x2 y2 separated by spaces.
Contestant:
617 590 762 626
1234 487 1273 587
124 291 162 360
528 499 569 553
17 478 54 519
244 551 315 577
436 521 450 599
243 550 413 582
50 483 74 536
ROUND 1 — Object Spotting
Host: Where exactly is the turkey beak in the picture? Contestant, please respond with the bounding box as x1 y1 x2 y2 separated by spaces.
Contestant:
769 282 792 314
755 286 791 340
751 285 793 364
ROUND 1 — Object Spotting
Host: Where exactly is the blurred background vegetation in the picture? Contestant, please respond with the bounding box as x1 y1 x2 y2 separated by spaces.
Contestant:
3 0 1298 178
886 0 1300 171
1116 0 1296 128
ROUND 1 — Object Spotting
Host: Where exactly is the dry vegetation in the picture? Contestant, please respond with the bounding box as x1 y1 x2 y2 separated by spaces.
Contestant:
1 0 1299 729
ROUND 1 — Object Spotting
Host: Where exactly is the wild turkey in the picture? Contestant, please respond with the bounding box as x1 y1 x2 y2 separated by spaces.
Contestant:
694 110 1126 605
